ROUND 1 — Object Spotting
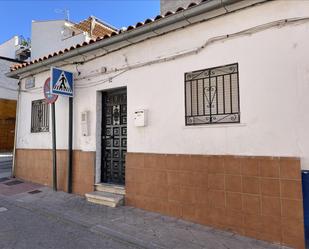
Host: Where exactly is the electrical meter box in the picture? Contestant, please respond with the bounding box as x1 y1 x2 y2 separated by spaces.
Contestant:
134 109 147 127
81 111 89 136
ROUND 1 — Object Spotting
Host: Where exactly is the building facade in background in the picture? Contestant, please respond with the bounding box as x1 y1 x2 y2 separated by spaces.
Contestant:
7 1 308 248
31 16 116 60
0 56 20 151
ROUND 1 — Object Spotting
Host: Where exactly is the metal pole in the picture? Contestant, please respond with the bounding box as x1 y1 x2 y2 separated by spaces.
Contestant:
51 102 57 191
11 81 21 178
67 97 73 193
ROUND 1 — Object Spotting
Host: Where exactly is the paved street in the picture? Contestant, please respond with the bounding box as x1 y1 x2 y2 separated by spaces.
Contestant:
0 178 291 249
0 153 12 178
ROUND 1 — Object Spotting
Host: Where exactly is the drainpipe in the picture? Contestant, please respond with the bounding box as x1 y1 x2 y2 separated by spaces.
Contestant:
11 80 21 178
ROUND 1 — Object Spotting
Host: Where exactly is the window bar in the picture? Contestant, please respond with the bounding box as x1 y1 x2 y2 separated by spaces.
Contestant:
34 103 37 131
202 78 205 116
215 76 218 115
223 75 226 114
190 80 193 117
229 74 233 113
43 102 45 130
237 70 240 114
196 80 199 116
184 78 187 124
208 75 212 123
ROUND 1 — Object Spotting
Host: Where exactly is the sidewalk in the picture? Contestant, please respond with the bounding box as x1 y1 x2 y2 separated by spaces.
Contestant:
0 178 291 249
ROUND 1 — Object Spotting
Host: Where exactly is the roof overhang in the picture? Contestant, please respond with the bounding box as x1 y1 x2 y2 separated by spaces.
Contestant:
6 0 269 79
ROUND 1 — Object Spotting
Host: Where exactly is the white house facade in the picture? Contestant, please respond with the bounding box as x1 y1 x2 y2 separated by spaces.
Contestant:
8 1 307 248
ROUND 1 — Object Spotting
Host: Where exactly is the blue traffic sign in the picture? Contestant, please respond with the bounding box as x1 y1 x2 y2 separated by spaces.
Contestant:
51 67 74 97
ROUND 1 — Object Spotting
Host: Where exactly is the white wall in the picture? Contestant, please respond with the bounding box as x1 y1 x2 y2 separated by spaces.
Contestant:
0 36 19 59
31 20 88 60
16 0 309 169
0 59 18 100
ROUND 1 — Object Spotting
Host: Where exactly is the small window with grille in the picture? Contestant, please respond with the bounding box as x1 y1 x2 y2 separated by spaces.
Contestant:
185 63 240 125
31 99 49 133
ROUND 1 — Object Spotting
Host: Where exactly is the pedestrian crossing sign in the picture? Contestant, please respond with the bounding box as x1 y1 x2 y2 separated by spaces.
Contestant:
51 67 74 97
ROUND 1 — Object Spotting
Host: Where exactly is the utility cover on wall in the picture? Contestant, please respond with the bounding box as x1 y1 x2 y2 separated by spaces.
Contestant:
134 109 147 127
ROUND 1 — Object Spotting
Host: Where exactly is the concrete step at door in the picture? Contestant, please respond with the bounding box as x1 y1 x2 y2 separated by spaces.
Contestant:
85 191 124 208
95 183 125 195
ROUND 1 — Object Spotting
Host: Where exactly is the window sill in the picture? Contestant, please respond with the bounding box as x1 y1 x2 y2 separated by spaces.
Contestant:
183 123 247 129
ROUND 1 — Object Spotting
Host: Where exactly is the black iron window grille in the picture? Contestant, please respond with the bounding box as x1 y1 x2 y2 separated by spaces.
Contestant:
31 99 49 133
185 63 240 125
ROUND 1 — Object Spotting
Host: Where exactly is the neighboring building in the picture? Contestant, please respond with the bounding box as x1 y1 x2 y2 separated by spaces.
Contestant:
0 56 20 151
8 0 308 248
0 16 115 150
0 36 30 61
161 0 195 14
31 16 117 60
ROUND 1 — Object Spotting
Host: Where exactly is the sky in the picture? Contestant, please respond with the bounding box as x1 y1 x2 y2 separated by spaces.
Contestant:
0 0 160 44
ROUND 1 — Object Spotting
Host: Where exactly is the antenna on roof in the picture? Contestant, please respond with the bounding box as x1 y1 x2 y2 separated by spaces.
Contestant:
55 8 70 21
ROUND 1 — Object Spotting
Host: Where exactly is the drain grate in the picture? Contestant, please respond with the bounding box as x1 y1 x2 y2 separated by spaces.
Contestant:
28 190 42 194
4 180 23 186
0 177 9 183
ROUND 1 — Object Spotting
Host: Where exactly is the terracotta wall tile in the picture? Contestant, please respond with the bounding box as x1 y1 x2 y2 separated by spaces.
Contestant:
259 159 280 178
179 187 196 204
225 209 243 228
182 204 197 221
208 157 225 174
167 201 182 217
224 157 241 175
207 207 226 226
126 153 144 169
241 158 259 176
195 187 208 204
242 194 261 215
208 174 224 190
146 169 167 186
242 177 260 194
144 154 166 170
15 149 94 195
226 192 242 211
281 199 303 219
167 171 180 186
243 214 263 232
260 178 280 197
196 203 209 225
165 154 181 171
191 155 208 172
225 175 242 192
208 190 225 208
280 158 301 180
261 197 281 217
281 180 302 199
125 153 305 249
261 215 282 243
193 171 208 188
281 217 305 249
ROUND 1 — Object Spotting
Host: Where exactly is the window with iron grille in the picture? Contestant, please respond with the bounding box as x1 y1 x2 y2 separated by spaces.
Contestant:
31 99 49 133
185 63 240 125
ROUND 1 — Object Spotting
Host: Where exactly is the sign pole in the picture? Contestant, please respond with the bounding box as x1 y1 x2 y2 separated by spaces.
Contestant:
51 102 57 191
50 67 74 193
44 77 58 191
67 97 73 193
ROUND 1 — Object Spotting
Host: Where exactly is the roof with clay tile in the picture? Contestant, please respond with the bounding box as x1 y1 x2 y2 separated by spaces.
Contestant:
10 1 211 72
